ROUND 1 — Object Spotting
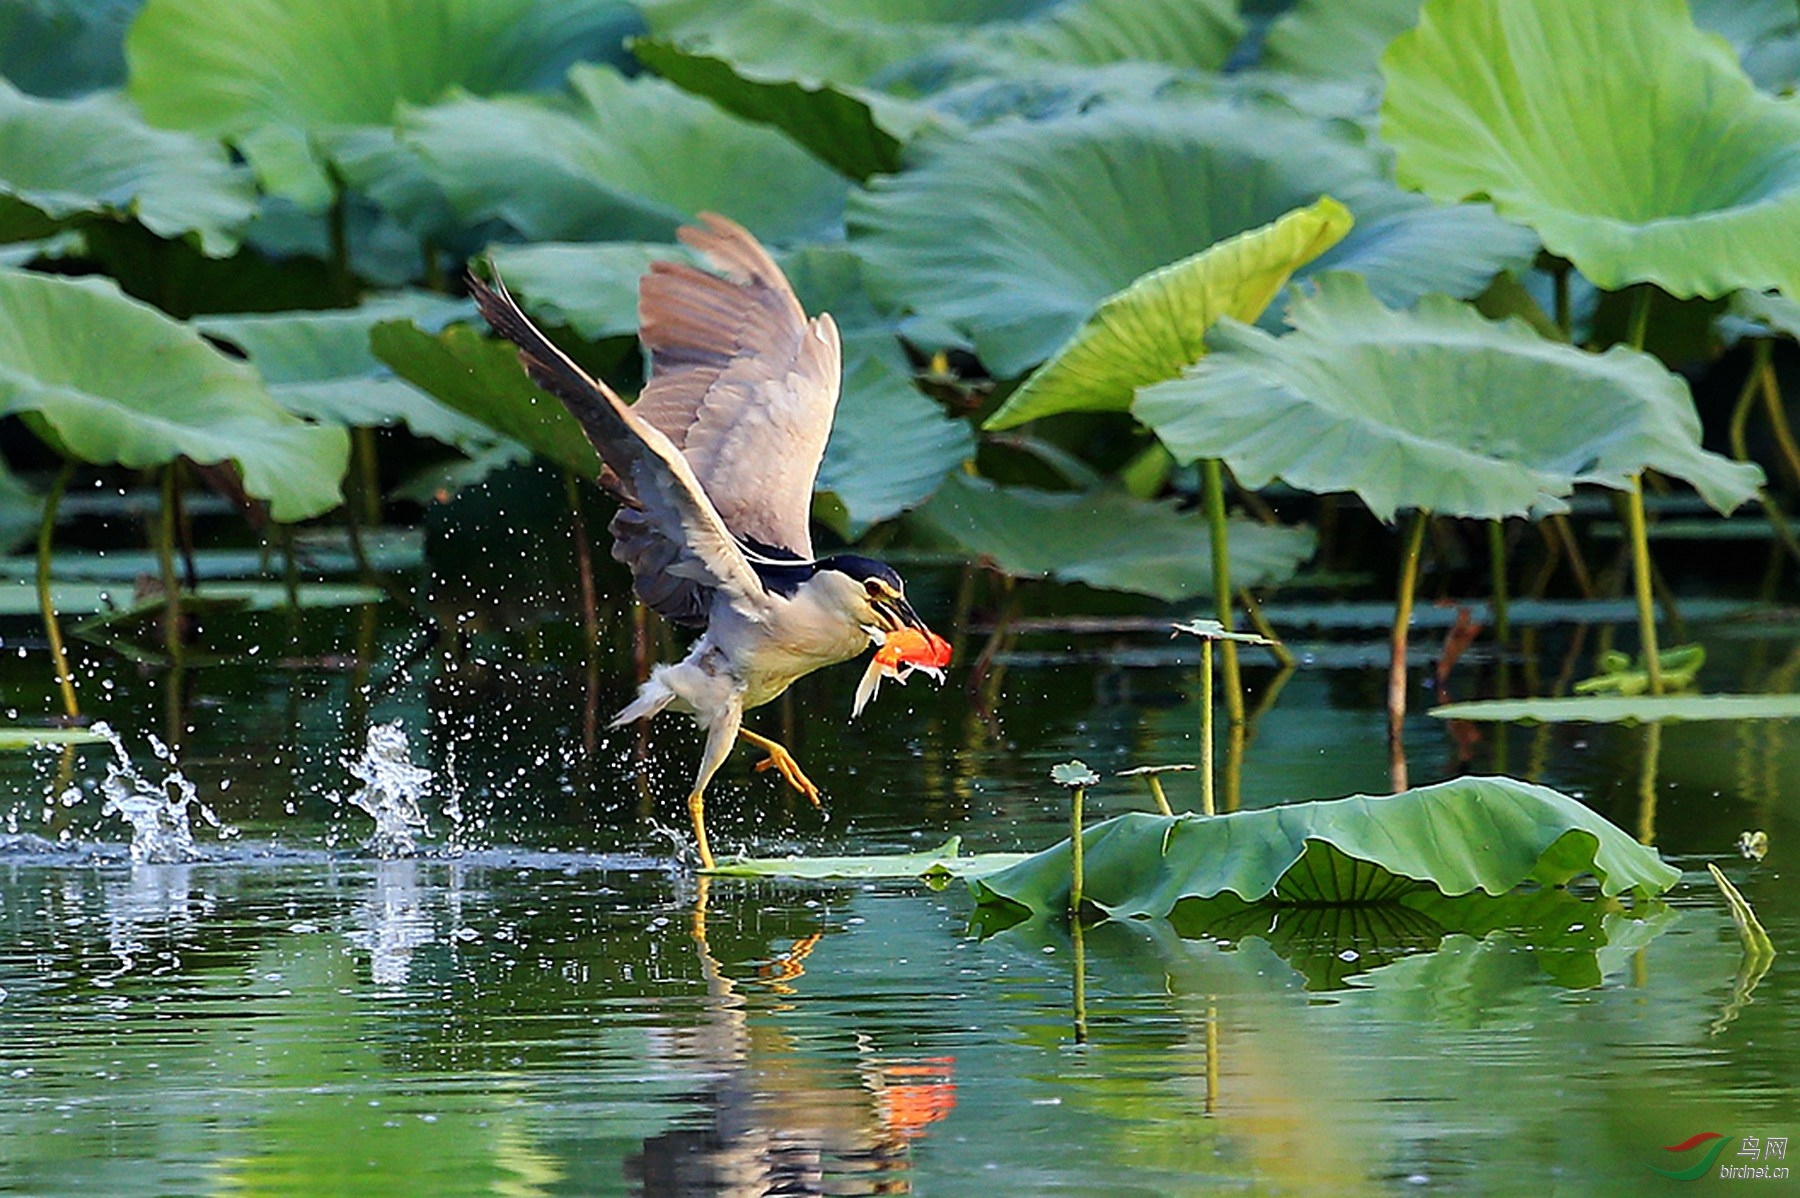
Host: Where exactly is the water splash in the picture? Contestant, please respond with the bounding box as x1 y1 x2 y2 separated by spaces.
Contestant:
94 722 230 864
342 721 433 858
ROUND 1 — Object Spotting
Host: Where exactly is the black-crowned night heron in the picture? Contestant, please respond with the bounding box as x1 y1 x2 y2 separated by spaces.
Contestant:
470 214 949 869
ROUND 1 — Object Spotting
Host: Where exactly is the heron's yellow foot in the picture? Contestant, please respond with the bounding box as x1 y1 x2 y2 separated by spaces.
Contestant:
740 729 822 807
687 789 715 871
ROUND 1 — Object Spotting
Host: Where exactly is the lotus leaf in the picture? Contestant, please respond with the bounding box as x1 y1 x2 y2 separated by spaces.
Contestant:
0 0 139 99
0 269 347 521
985 197 1352 429
401 67 846 244
971 776 1681 921
1381 0 1800 299
851 97 1533 378
909 473 1315 601
198 294 493 450
638 0 1240 88
1430 694 1800 724
0 727 109 749
127 0 637 131
1135 274 1763 521
0 79 253 255
370 319 600 478
707 836 1029 880
631 40 903 182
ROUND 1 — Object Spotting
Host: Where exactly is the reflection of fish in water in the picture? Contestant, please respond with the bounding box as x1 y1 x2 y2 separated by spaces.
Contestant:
626 883 955 1196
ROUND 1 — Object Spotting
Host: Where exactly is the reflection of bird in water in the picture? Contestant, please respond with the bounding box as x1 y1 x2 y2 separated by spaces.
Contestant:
625 879 956 1196
472 216 949 869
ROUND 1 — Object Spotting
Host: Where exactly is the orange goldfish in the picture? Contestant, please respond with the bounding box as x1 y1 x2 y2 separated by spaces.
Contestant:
853 627 953 717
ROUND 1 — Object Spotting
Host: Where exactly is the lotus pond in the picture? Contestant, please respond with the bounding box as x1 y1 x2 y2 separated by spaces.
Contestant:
0 527 1792 1196
6 0 1800 1192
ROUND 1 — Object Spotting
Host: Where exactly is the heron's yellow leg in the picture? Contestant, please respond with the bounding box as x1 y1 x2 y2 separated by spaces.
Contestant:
740 729 822 807
687 788 715 871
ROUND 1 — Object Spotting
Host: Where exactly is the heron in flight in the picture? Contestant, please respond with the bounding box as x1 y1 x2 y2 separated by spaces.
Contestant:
470 215 949 869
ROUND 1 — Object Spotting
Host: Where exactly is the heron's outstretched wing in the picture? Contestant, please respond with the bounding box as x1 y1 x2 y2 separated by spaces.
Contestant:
633 213 841 560
469 271 768 625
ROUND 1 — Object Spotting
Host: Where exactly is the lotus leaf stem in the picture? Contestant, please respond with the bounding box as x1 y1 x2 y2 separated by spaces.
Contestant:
1731 346 1763 462
1201 459 1243 725
1199 641 1215 817
1625 284 1653 355
1069 783 1085 920
1236 587 1294 668
1553 263 1571 341
1757 342 1800 491
157 465 183 668
36 459 78 719
1071 918 1088 1045
1146 774 1174 817
1487 519 1510 643
1388 510 1429 792
1623 475 1664 696
564 470 600 655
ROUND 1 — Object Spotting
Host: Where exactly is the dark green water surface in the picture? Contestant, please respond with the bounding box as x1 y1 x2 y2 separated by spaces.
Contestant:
0 593 1795 1196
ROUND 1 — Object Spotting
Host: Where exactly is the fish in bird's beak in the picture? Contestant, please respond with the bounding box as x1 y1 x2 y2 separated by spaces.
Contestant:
853 625 953 718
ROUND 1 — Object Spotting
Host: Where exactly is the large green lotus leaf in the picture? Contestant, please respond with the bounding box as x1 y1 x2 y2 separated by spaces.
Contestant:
1135 274 1764 521
817 350 973 534
0 0 140 99
1431 694 1800 725
370 319 600 478
631 40 903 182
910 472 1315 600
1260 0 1422 81
985 197 1353 430
0 80 253 255
402 67 846 244
971 776 1682 921
1381 0 1800 300
127 0 637 132
0 269 347 521
197 295 495 450
638 0 1240 88
851 97 1534 378
1262 0 1789 84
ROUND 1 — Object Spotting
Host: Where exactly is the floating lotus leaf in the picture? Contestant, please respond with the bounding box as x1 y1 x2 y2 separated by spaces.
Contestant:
852 97 1533 378
909 473 1315 601
971 776 1682 921
638 0 1240 88
401 66 846 244
985 197 1352 429
197 294 493 450
0 269 347 521
1430 694 1800 724
0 79 253 255
708 836 1029 880
1381 0 1800 299
0 727 109 749
1135 274 1763 521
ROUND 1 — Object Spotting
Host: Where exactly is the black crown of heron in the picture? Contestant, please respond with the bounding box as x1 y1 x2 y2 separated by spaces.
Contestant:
471 214 944 870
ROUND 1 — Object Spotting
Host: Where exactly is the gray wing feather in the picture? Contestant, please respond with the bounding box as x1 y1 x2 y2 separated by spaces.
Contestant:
633 213 841 558
469 271 767 625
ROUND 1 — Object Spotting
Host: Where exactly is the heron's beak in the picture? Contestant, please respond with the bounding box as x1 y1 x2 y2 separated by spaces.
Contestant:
877 593 929 633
